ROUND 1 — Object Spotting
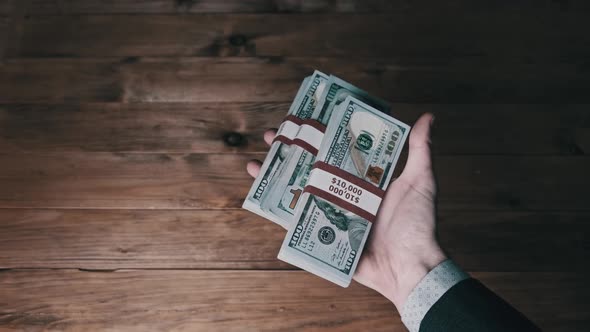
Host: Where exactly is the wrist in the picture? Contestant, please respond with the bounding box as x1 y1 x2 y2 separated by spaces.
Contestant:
383 243 447 309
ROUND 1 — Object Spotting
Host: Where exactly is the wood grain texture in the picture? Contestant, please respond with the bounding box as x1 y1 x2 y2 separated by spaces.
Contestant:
1 269 399 332
0 153 588 210
0 103 287 154
0 209 587 271
23 0 590 14
0 0 26 60
2 58 590 103
0 0 27 60
0 0 11 15
0 103 588 154
0 1 588 330
27 0 377 14
0 270 587 331
15 14 590 62
0 17 8 60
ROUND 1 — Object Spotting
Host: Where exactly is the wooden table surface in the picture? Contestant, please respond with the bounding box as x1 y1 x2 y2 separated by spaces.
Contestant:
0 1 589 331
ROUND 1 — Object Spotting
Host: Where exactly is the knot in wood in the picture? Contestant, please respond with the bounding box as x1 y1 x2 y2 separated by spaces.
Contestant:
228 34 248 47
223 132 245 147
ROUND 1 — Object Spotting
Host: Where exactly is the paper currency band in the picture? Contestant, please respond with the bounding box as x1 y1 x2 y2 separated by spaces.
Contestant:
303 161 385 223
272 116 326 156
274 115 303 141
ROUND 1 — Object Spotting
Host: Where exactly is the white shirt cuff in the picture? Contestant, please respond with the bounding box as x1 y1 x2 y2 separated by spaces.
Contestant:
400 259 469 332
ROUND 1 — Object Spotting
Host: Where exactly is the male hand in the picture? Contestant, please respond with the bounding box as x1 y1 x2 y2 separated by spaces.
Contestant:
246 113 446 309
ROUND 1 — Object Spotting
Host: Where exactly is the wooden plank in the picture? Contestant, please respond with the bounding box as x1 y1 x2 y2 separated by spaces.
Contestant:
26 0 281 14
0 270 587 331
23 0 590 14
0 103 286 154
0 1 12 15
16 14 590 62
0 17 8 60
0 209 587 271
0 0 28 60
0 153 588 210
0 209 290 270
1 58 589 103
0 152 253 209
438 211 590 272
0 103 588 154
2 270 399 331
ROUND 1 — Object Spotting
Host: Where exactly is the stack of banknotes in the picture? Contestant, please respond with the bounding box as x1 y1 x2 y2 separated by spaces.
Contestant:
243 71 410 287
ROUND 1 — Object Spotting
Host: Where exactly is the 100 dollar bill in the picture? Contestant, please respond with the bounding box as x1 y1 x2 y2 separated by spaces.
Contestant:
264 76 390 225
242 71 328 228
278 96 409 287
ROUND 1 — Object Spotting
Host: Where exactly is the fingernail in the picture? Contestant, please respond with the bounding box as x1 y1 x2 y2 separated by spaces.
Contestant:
430 114 436 126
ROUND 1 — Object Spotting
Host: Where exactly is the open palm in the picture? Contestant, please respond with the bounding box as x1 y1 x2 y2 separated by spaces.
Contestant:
246 113 445 308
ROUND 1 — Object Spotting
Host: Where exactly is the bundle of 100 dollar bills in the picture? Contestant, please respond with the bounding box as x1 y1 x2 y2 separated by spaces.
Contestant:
243 71 410 287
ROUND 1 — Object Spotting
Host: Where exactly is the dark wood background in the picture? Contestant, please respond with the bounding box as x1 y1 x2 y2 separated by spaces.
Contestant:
0 1 589 331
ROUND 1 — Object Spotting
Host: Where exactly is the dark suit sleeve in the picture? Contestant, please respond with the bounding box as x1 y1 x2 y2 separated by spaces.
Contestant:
419 278 541 332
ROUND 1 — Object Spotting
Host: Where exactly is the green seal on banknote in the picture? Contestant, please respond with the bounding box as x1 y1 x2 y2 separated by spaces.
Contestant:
355 132 374 151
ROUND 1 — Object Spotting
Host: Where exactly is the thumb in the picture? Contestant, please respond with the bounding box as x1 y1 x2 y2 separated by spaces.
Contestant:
402 113 434 180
